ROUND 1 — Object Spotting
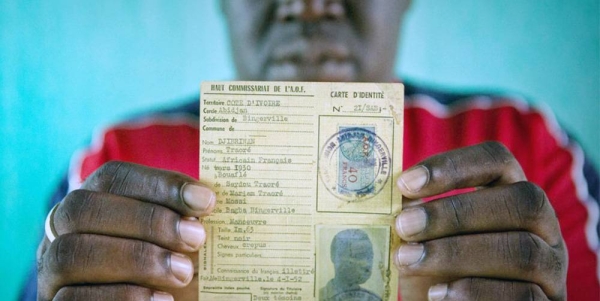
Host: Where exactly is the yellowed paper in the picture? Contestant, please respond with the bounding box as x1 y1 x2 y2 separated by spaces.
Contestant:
199 81 403 301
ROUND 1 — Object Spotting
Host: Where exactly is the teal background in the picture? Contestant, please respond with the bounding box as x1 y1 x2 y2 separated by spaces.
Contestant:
1 1 598 299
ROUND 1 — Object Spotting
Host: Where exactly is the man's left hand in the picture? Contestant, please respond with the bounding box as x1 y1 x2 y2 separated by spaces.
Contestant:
395 141 567 301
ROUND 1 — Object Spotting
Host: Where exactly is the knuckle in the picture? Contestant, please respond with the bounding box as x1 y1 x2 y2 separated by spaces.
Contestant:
504 232 565 298
63 188 93 204
127 239 169 277
545 246 568 286
57 189 94 232
39 234 82 285
517 232 566 291
480 142 525 182
98 160 128 176
138 205 178 244
42 235 70 275
85 161 130 191
513 232 544 274
429 152 461 184
515 182 550 221
141 206 160 239
441 195 470 232
428 236 461 266
481 141 514 162
129 240 153 270
92 161 121 182
84 161 185 206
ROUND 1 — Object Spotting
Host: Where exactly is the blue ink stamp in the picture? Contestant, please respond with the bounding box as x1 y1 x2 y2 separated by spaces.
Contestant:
320 127 391 201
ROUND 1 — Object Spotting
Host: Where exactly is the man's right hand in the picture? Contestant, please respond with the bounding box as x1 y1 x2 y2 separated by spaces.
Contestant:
36 161 215 301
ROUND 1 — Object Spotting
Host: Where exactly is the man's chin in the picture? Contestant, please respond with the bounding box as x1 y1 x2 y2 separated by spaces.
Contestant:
265 61 357 82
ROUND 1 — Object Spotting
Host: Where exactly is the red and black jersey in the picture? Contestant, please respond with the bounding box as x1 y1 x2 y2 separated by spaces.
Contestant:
21 83 600 300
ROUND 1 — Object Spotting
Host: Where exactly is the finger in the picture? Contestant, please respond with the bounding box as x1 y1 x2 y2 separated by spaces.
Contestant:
427 278 550 301
397 141 526 199
53 190 206 252
37 234 193 300
395 182 562 247
394 232 567 300
81 161 216 216
52 285 173 301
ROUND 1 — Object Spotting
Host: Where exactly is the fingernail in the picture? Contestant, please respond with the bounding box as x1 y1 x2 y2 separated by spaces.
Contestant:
152 291 174 301
170 253 193 283
398 165 429 193
179 217 206 249
182 183 216 212
395 243 425 266
396 207 427 237
428 283 448 301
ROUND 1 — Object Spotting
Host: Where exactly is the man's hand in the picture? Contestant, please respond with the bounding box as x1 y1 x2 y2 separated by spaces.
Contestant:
394 142 567 301
36 161 215 301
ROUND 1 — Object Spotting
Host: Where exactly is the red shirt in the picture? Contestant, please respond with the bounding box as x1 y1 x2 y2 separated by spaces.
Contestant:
53 86 600 300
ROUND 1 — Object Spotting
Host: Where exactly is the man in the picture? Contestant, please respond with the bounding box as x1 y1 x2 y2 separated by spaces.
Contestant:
319 229 381 301
24 0 599 300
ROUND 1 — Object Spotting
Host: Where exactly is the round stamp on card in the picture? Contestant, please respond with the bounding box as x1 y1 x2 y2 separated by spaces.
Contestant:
319 127 391 201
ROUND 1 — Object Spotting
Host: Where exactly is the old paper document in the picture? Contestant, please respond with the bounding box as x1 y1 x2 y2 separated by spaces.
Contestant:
199 81 403 301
